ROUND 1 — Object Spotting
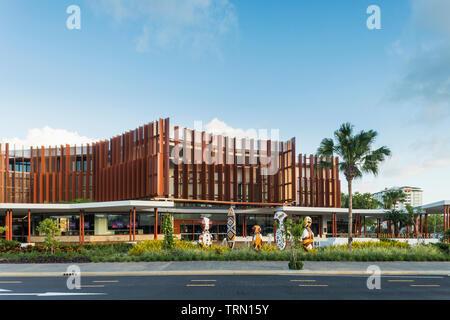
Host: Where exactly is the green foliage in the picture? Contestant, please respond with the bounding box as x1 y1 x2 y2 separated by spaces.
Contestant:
316 123 391 181
382 190 406 209
161 215 175 250
288 260 303 270
317 123 391 251
0 240 21 253
1 243 448 263
427 215 443 233
70 198 93 204
283 218 306 269
444 229 450 241
341 192 381 209
283 218 305 249
36 218 61 253
431 242 450 254
0 226 8 235
336 239 410 249
384 209 409 236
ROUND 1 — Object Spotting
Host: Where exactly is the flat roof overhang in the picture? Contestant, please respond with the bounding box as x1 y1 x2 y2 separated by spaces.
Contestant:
5 200 445 217
0 200 175 214
241 206 388 217
418 200 450 214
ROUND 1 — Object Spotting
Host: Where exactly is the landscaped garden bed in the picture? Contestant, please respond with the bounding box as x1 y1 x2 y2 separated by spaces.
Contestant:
0 239 449 263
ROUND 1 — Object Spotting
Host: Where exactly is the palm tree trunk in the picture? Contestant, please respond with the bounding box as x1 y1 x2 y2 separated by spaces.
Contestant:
348 179 353 251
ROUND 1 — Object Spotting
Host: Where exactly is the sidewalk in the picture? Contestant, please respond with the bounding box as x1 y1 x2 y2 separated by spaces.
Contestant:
0 261 448 276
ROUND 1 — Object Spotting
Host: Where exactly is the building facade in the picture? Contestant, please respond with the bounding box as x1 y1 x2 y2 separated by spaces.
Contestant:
1 118 345 243
1 118 341 207
373 186 423 210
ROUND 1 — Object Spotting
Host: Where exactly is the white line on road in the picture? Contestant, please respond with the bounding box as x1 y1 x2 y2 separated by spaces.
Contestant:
299 284 328 287
186 284 216 287
0 292 106 296
190 280 216 282
410 285 440 287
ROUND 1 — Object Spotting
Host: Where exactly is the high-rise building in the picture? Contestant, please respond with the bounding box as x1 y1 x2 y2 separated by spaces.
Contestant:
373 186 423 210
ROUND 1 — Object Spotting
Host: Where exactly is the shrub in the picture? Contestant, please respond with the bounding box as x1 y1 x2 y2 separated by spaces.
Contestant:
0 240 20 253
36 218 61 253
288 260 303 270
260 244 278 252
431 242 450 254
162 215 175 250
213 246 229 255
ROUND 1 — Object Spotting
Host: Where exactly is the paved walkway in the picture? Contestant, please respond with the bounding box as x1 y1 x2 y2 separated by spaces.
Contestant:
0 261 448 276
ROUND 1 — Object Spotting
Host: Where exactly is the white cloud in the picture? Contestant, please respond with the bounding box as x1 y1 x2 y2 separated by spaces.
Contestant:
203 118 258 139
387 40 404 57
1 126 96 149
352 135 450 203
387 0 450 123
92 0 238 53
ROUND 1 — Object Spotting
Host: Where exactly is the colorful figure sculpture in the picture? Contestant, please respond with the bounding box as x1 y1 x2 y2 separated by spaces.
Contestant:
226 207 236 249
302 216 314 251
274 211 288 250
198 217 213 248
252 225 263 251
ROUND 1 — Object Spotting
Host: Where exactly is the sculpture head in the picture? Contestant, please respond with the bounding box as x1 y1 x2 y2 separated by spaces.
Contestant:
305 216 312 228
201 217 211 231
252 225 261 234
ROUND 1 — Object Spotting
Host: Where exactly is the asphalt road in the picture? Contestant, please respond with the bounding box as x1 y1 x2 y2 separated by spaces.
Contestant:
0 274 448 300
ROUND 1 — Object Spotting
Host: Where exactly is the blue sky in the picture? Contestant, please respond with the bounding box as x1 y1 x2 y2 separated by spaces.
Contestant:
0 0 449 203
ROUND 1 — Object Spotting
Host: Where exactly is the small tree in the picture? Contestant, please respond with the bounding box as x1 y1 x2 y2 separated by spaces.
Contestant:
384 209 406 237
283 218 305 270
161 215 175 250
404 204 423 242
36 218 61 253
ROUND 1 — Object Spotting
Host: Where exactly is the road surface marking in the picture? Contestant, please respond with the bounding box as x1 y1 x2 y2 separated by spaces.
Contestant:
290 280 316 282
81 285 105 288
0 281 22 284
410 284 440 287
186 284 216 287
0 292 106 296
0 289 12 292
92 280 119 283
190 280 216 282
388 280 414 282
299 284 328 287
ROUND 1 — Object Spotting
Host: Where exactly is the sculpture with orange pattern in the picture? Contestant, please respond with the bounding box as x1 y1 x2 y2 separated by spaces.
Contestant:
251 225 263 251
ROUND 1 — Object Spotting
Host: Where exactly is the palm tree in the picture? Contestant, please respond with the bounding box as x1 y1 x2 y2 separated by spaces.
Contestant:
382 189 406 210
317 123 391 251
404 204 423 242
384 209 406 237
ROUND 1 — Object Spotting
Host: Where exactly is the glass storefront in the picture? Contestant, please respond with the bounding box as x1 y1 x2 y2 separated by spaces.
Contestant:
30 212 161 236
327 218 348 235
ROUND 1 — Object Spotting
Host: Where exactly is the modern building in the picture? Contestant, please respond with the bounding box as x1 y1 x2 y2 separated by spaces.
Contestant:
0 118 442 244
373 186 423 210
